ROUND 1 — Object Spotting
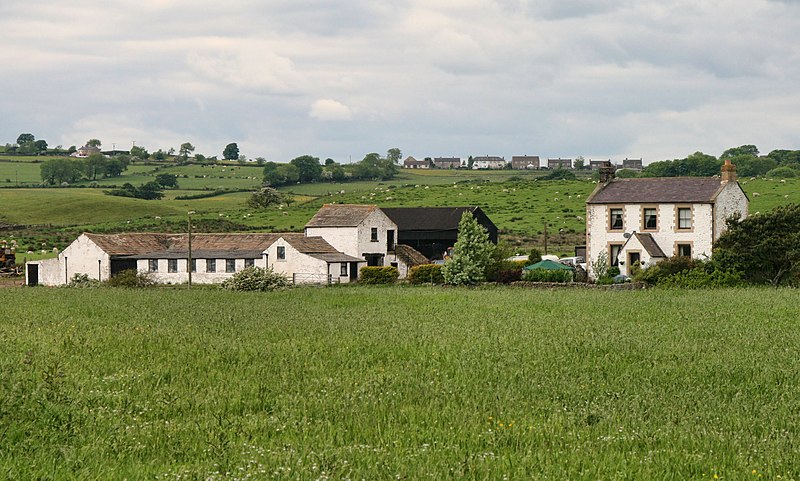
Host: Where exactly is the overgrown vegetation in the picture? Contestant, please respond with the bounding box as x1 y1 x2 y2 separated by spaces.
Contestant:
221 266 290 291
104 269 155 288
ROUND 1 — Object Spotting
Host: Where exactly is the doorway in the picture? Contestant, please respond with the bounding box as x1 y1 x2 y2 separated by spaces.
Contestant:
27 264 38 286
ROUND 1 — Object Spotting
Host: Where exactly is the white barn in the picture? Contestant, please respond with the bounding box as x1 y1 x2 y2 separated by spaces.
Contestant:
585 160 748 278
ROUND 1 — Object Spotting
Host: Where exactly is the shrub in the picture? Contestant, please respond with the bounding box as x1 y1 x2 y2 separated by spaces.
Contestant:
221 267 290 291
105 269 155 288
443 212 495 285
634 256 702 286
495 269 522 284
67 273 101 288
522 269 573 283
359 266 399 285
658 267 744 289
766 166 797 178
407 264 444 284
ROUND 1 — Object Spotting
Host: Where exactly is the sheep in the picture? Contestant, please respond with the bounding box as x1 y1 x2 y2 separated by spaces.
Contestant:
752 192 761 197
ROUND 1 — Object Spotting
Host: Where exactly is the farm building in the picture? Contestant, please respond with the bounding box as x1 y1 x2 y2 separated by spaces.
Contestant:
402 156 429 169
511 155 540 170
547 158 573 169
381 206 498 260
585 160 748 278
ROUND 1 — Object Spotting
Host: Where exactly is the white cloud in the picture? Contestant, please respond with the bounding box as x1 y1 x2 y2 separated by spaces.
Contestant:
309 99 353 121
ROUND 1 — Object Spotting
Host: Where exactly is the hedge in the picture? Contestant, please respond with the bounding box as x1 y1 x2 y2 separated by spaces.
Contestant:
407 264 444 284
359 266 399 284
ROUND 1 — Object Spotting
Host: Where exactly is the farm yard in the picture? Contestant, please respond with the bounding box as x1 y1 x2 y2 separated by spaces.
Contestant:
3 286 800 479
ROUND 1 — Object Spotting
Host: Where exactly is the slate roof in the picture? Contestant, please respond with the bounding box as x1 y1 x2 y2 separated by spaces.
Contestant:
587 177 725 204
85 233 172 256
633 233 667 258
305 204 379 227
394 244 429 266
381 206 483 232
85 232 282 257
279 234 365 263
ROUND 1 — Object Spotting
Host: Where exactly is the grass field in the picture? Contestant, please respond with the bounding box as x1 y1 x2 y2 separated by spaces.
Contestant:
2 286 800 479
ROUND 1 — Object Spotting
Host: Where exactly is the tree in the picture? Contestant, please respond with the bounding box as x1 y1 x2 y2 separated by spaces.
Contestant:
442 212 496 285
86 139 102 147
721 145 759 159
152 149 167 161
255 157 266 166
714 204 800 286
40 158 83 185
83 153 108 180
290 155 323 183
247 187 284 209
105 157 128 177
387 148 402 164
33 139 48 153
16 133 35 145
179 142 195 160
574 156 585 170
130 146 149 160
467 156 474 169
325 158 335 166
155 173 179 188
223 143 239 161
263 163 300 186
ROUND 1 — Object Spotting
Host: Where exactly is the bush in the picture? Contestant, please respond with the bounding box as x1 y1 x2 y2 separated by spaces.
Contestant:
359 266 399 285
495 269 522 284
67 273 101 288
766 166 797 178
634 256 702 286
221 267 290 291
105 269 155 288
522 269 573 283
658 267 744 289
407 264 444 284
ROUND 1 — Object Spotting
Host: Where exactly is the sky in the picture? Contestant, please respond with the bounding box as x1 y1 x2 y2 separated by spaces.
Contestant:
1 0 799 164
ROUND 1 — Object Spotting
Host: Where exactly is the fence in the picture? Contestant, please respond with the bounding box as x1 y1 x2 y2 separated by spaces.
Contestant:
291 273 340 285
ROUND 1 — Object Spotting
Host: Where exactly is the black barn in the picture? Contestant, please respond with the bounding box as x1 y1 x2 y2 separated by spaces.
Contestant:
381 206 498 260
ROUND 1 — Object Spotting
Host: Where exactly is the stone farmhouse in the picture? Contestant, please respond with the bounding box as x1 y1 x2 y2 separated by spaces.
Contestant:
511 156 540 170
585 160 748 278
432 157 462 169
402 156 429 169
548 158 573 169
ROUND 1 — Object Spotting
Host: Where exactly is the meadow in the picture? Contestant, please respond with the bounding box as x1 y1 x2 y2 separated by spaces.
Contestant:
3 286 800 479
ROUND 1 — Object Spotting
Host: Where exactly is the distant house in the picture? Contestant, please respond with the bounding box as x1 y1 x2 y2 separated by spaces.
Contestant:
511 156 540 170
381 206 498 260
472 156 506 169
589 160 612 170
71 144 102 158
547 158 573 169
433 157 462 169
403 156 429 169
622 158 644 170
585 160 748 278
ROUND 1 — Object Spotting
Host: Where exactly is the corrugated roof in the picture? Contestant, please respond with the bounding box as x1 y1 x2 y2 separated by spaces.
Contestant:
305 204 378 227
587 177 724 204
381 207 479 231
394 244 429 266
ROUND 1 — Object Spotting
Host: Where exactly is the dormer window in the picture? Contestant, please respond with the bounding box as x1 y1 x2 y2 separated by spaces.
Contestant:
609 208 623 230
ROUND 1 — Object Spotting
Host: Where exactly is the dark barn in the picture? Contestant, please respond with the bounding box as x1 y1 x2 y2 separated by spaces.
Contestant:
381 207 498 260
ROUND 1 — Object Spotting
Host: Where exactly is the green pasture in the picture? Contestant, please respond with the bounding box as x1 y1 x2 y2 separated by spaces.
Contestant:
0 159 44 185
2 286 800 479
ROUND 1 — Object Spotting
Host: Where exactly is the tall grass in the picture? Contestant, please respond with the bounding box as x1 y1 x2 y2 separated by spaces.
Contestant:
2 287 799 479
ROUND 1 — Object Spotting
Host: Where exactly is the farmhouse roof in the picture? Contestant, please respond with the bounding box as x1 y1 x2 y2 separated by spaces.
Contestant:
394 244 429 266
586 177 725 204
305 204 379 227
381 206 484 231
632 232 667 258
84 232 283 257
84 233 171 255
277 234 365 263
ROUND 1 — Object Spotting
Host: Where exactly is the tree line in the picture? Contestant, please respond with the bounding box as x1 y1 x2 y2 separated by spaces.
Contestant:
262 148 402 187
636 145 800 178
40 154 131 185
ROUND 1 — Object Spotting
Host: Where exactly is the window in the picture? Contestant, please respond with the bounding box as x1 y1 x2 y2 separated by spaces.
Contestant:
245 258 255 268
191 259 197 273
148 259 158 272
609 208 623 230
277 246 286 260
677 244 692 257
226 259 236 273
643 208 657 230
609 244 622 267
371 227 378 242
206 259 216 273
168 259 178 273
678 208 692 229
340 263 348 276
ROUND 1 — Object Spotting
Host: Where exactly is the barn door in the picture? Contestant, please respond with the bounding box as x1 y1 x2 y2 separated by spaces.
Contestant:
27 264 38 286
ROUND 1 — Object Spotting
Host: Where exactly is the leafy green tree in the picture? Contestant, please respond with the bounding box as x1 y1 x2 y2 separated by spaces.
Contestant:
16 133 35 145
223 142 239 161
179 142 195 160
194 153 207 163
33 139 48 153
714 204 800 286
247 187 284 209
290 155 323 183
387 148 402 164
442 212 496 285
40 158 83 184
263 162 300 186
325 158 335 166
255 157 266 165
155 173 179 188
87 139 101 147
574 156 585 170
130 146 149 160
105 158 128 177
83 153 108 180
721 145 759 159
151 149 167 161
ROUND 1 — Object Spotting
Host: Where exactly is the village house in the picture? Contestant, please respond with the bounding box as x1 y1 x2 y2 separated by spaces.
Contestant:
511 155 540 170
402 156 429 169
622 158 644 170
71 144 102 158
432 157 462 169
585 160 748 278
547 158 573 169
589 159 611 170
472 156 506 169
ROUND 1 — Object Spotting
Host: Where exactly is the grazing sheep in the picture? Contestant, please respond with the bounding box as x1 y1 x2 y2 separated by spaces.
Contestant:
753 192 761 197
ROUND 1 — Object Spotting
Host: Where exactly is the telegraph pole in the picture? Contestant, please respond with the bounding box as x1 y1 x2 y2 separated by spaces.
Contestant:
187 211 195 288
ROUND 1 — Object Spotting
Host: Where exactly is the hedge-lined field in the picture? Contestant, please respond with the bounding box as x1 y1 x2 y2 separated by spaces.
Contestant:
3 286 800 479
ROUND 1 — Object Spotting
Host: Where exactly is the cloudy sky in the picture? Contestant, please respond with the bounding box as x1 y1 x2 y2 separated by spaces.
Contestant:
1 0 799 164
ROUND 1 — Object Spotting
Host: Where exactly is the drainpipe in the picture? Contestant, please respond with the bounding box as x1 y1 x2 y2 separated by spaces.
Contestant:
64 256 68 284
98 259 102 281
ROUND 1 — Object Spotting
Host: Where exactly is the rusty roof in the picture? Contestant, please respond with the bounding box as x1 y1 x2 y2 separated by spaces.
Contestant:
586 177 724 204
305 204 379 227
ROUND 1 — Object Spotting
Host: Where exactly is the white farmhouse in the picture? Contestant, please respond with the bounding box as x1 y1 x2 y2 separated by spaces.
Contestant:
266 234 364 284
305 204 398 267
585 160 748 278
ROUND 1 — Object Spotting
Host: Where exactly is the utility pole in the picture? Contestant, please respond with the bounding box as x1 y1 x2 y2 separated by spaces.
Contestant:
543 222 548 255
187 211 195 288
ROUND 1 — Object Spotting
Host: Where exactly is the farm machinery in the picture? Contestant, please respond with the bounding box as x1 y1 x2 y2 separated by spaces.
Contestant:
1 240 20 276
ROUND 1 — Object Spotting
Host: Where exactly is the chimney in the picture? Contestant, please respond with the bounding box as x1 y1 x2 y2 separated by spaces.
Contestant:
721 158 737 183
599 161 616 183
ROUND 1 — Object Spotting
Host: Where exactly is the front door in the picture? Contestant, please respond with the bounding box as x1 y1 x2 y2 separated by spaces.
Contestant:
350 262 358 280
27 264 38 286
628 252 641 270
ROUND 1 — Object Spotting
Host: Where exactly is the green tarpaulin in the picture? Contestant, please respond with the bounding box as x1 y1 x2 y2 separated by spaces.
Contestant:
523 259 574 271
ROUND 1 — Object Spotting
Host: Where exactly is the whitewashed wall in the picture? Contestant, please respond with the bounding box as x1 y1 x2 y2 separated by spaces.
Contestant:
304 226 358 258
356 210 396 263
266 238 328 284
713 183 749 239
137 255 267 284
